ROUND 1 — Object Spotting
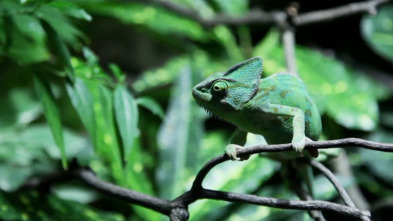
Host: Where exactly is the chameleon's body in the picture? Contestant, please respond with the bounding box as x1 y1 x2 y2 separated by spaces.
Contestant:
192 57 321 158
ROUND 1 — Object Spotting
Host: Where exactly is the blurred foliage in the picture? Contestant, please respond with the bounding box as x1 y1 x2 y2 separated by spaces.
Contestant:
0 0 392 221
361 5 393 62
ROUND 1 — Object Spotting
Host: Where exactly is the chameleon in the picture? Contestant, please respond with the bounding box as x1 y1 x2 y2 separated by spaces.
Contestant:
192 57 322 160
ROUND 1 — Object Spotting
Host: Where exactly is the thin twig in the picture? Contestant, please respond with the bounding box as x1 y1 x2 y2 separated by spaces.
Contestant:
310 159 356 208
292 185 327 221
287 162 326 221
192 138 393 190
331 151 370 210
293 0 389 26
136 0 389 28
135 0 286 28
199 189 369 219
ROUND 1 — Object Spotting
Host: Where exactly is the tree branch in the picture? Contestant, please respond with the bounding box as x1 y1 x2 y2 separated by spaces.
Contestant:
293 0 389 26
19 137 393 220
137 0 389 28
309 159 356 208
136 0 286 28
192 138 393 190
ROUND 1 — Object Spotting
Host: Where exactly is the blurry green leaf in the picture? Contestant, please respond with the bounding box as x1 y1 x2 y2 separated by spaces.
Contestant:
0 88 41 127
136 97 164 119
53 185 97 203
361 5 393 62
0 165 33 191
37 4 84 47
212 0 248 15
66 78 96 147
213 26 243 61
91 83 124 183
49 0 92 21
156 66 193 199
254 30 390 131
0 124 89 165
109 63 126 83
114 85 139 160
156 64 207 199
359 129 393 183
0 191 125 221
132 51 228 93
6 19 49 64
82 47 98 65
80 1 208 41
125 138 162 220
45 24 75 81
33 75 67 168
12 14 46 44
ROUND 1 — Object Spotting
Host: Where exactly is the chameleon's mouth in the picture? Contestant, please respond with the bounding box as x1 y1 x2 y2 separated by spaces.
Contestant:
192 86 212 102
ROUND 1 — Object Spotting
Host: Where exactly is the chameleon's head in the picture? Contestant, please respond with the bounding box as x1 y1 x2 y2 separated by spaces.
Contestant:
192 57 263 119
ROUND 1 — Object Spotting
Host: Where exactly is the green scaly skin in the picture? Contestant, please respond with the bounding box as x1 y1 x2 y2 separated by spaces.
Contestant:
192 57 322 160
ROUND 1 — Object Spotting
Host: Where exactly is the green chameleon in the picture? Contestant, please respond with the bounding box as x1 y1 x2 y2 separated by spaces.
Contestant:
192 57 322 160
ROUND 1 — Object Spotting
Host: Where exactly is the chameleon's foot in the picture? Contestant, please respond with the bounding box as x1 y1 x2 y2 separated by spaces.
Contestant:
225 144 250 161
292 137 319 158
292 136 306 155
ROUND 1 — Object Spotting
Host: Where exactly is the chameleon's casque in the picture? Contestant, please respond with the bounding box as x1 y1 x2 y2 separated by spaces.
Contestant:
192 57 322 157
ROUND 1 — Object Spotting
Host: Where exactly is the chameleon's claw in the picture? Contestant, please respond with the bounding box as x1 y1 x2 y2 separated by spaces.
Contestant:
225 144 250 161
292 136 306 154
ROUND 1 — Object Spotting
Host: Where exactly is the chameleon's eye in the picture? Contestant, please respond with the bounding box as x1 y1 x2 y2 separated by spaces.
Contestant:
212 81 228 96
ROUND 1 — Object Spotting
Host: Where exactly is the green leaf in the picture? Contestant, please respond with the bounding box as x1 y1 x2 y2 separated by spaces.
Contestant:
5 18 49 64
109 63 126 83
0 88 41 128
156 66 193 199
33 75 67 168
124 138 162 220
93 84 124 183
80 1 208 41
156 64 209 199
361 5 393 62
66 78 96 148
45 23 75 81
0 191 125 221
114 85 139 161
212 0 248 15
12 14 46 44
132 51 228 93
254 30 390 131
0 165 33 192
37 4 84 47
360 129 393 183
136 97 164 119
49 0 92 21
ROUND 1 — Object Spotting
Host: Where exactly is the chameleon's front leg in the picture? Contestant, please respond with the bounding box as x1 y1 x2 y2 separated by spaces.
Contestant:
225 130 249 161
266 104 307 154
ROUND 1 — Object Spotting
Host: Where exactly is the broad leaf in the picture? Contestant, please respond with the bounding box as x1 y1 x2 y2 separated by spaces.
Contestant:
66 78 96 148
33 75 67 168
156 64 206 199
361 5 393 62
79 1 208 41
0 191 124 221
49 0 92 21
254 30 390 131
114 85 139 160
136 97 164 119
